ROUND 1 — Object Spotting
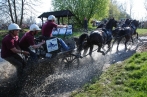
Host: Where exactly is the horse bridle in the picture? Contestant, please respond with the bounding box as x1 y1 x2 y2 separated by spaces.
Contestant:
130 23 137 30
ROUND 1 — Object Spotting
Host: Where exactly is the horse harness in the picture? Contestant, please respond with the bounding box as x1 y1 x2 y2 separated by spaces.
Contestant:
96 28 112 44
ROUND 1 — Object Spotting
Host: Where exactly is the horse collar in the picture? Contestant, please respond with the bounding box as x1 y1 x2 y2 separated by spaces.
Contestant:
131 24 136 30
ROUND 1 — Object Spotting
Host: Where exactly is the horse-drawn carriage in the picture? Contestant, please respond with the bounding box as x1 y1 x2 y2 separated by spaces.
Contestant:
22 34 80 75
22 18 140 75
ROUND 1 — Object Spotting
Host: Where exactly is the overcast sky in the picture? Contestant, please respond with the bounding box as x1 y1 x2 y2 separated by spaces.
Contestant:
116 0 147 21
35 0 147 23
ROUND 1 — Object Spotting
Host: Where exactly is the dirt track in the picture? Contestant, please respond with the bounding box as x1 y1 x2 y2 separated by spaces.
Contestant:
0 36 147 97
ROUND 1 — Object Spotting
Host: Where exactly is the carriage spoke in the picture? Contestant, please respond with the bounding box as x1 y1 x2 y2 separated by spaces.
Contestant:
58 53 80 71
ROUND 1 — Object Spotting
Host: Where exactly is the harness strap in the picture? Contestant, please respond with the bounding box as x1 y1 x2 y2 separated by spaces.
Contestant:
102 29 112 43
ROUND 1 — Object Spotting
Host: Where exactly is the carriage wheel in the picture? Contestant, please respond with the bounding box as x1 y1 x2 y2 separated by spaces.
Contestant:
59 54 80 71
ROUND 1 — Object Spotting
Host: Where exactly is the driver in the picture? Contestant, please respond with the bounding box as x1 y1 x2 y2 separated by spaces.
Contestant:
19 24 45 62
42 15 70 51
1 23 29 79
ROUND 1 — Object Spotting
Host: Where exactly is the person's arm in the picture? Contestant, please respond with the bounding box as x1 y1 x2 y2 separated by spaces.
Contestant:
31 40 45 49
57 25 67 28
11 47 29 55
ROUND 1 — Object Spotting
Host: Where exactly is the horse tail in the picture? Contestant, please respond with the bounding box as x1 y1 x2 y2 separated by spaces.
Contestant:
79 33 89 43
77 33 89 52
136 32 138 39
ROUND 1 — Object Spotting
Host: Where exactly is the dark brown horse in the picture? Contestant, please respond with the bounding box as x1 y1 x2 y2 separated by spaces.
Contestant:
75 18 117 56
122 19 139 38
112 19 139 51
121 18 132 27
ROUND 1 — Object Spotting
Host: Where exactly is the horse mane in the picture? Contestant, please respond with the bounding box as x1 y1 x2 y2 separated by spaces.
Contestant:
121 19 132 27
74 33 89 46
79 33 89 41
75 33 90 52
130 20 139 27
105 18 117 29
125 19 132 25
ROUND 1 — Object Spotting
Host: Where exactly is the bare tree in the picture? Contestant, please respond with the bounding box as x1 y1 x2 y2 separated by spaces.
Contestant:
110 0 130 20
117 1 127 13
144 0 147 11
0 0 41 26
129 0 134 19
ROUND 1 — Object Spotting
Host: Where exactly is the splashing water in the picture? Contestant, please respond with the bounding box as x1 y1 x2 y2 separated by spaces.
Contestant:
1 36 146 96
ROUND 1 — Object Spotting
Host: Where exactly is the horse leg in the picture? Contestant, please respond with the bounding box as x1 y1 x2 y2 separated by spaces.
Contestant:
105 41 111 54
117 38 122 52
83 47 89 56
89 45 93 56
124 38 130 50
136 32 138 39
131 36 134 44
134 31 138 39
77 50 82 58
97 44 105 55
101 45 106 51
110 38 117 52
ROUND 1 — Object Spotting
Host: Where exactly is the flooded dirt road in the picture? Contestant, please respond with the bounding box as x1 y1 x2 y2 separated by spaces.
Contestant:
0 36 147 97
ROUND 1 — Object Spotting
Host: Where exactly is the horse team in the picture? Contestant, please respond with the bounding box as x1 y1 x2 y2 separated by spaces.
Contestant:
74 18 140 57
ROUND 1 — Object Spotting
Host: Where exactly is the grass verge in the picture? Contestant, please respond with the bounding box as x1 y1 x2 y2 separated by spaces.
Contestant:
71 52 147 97
137 29 147 36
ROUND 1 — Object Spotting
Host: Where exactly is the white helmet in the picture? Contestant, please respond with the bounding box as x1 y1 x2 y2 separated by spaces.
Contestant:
48 15 56 21
8 23 21 31
29 24 41 31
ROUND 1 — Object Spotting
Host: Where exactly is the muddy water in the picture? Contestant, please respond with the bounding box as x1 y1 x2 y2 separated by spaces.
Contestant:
0 36 147 97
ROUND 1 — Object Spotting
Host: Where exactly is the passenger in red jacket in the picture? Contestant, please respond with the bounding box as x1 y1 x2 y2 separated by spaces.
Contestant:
1 23 29 79
42 15 70 51
19 24 45 61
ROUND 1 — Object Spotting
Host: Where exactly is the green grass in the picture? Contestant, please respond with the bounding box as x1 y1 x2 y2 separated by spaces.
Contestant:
71 52 147 97
137 28 147 36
